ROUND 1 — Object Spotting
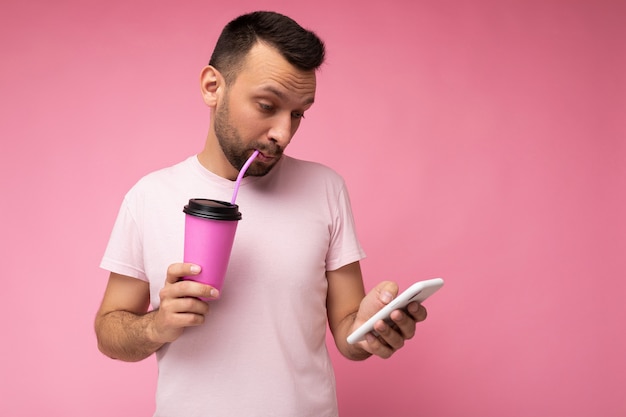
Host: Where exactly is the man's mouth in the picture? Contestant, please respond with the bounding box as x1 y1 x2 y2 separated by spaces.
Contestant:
255 150 277 162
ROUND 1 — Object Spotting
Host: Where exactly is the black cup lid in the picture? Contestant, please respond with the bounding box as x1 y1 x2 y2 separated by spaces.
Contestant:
183 198 242 220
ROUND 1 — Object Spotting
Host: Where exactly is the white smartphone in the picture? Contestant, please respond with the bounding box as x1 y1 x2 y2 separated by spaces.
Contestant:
346 278 444 344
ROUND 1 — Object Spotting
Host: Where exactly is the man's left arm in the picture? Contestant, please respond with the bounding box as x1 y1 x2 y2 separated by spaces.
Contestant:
326 261 428 360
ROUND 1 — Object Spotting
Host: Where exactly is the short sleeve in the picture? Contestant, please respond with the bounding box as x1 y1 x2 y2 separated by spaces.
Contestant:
100 193 148 281
325 183 366 271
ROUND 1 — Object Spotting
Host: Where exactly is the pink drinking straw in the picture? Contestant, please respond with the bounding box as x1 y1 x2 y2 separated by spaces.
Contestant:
231 150 260 204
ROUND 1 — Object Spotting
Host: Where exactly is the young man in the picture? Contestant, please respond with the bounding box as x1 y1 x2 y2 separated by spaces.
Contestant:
95 11 427 417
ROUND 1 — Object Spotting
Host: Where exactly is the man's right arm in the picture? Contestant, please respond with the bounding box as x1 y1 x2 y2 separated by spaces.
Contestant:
94 264 218 362
94 273 164 362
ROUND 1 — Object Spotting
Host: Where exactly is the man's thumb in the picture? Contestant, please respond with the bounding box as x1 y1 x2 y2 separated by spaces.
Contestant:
359 281 399 319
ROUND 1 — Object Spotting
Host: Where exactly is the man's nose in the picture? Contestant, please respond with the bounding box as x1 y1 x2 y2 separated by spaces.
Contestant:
267 114 294 147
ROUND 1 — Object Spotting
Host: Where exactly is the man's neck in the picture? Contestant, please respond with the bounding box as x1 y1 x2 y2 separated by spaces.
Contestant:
197 135 239 181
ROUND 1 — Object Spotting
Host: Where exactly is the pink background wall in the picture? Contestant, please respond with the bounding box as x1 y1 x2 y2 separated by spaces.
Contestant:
1 0 624 415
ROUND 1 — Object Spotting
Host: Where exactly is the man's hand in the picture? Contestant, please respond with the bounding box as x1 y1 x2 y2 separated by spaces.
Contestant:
352 281 428 359
150 263 219 344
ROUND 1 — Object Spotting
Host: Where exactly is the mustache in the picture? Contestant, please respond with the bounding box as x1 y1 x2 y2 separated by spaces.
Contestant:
253 142 283 156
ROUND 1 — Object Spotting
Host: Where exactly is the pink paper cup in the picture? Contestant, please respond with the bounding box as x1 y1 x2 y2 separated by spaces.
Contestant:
182 199 241 294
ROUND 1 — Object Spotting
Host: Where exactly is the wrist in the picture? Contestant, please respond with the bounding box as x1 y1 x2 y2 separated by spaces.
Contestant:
144 310 165 345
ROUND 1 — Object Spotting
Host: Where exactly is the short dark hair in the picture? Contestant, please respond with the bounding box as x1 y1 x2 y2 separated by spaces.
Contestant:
209 11 325 84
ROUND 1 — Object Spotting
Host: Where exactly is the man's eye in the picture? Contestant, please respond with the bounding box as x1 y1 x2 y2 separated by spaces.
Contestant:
259 103 274 112
292 111 305 120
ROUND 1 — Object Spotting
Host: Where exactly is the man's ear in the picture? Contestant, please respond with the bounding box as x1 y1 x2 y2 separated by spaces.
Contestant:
200 65 223 107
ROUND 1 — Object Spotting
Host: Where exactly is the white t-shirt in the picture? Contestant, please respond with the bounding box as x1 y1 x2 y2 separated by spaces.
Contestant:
101 155 366 417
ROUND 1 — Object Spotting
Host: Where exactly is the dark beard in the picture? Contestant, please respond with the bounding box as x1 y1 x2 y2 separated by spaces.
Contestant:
214 98 283 177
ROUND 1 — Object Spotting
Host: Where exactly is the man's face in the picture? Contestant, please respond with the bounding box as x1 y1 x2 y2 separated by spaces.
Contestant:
213 42 317 177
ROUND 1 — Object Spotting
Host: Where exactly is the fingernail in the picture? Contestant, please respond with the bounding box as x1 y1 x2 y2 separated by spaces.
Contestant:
408 302 419 313
380 291 393 304
210 289 220 298
190 265 201 273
